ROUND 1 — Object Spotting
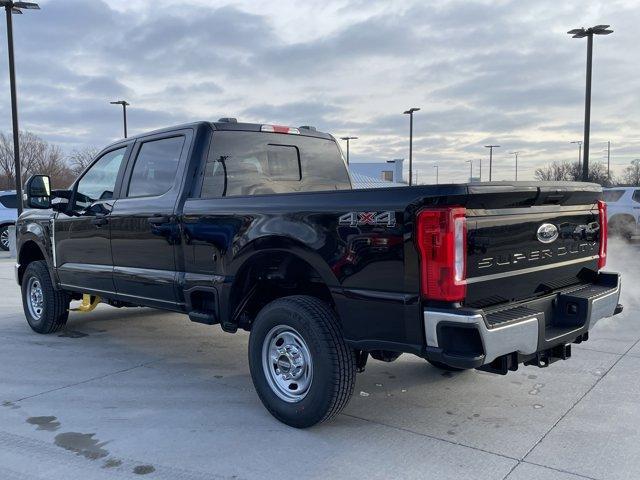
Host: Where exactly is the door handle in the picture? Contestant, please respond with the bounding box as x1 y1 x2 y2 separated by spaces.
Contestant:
91 216 108 227
147 215 170 225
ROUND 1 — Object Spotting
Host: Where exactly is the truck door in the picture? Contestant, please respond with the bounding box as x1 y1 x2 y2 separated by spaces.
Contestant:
109 130 192 308
55 144 131 294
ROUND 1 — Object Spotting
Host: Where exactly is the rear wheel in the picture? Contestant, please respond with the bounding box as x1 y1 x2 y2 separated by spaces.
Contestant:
21 260 70 334
248 295 356 428
0 225 10 251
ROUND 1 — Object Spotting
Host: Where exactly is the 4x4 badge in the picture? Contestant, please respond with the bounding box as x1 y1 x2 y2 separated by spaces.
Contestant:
338 211 396 227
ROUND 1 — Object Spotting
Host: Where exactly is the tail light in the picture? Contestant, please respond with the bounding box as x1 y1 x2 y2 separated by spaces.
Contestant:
597 200 607 269
415 207 467 302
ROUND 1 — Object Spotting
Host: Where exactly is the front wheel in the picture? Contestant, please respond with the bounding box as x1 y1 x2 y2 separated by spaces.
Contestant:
0 225 10 251
21 260 70 334
248 295 356 428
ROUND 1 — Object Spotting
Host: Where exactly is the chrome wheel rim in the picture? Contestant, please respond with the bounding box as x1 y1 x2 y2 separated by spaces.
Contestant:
27 277 44 320
262 325 313 403
0 228 9 250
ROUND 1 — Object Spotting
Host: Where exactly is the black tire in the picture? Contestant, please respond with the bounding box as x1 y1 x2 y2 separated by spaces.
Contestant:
0 225 9 251
427 359 464 372
21 260 69 334
248 295 356 428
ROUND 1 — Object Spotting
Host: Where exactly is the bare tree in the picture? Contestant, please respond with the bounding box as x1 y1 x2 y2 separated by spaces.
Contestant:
534 160 610 185
534 161 576 181
0 131 75 189
621 159 640 186
68 146 98 177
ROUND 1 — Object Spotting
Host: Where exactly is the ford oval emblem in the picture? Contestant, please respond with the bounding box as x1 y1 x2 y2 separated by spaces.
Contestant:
537 223 559 244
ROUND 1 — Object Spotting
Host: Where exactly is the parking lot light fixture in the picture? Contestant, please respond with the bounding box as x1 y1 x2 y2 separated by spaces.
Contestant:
568 25 613 181
339 136 357 165
484 145 500 181
571 140 583 170
110 100 130 138
510 151 520 181
1 0 40 215
465 159 473 182
403 107 420 186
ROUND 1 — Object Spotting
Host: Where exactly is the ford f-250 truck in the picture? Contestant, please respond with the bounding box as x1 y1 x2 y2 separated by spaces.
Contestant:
16 119 623 427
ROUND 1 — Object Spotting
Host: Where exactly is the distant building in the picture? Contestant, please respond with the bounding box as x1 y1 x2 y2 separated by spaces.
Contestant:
349 159 405 184
350 172 405 189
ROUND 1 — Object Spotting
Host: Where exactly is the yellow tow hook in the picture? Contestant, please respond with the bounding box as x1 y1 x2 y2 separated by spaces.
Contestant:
70 294 101 313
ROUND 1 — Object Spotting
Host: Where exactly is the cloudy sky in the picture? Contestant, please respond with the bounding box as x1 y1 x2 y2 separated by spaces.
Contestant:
0 0 638 183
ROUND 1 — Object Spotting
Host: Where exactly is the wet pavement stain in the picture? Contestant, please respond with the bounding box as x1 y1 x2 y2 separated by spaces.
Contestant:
58 330 89 338
103 458 123 469
54 432 109 460
133 465 156 475
27 416 60 431
2 401 20 410
528 383 545 395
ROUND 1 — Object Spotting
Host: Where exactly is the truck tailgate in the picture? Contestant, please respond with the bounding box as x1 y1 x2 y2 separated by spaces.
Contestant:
465 205 600 308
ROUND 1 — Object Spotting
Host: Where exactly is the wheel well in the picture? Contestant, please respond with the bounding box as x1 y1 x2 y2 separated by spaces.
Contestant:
228 252 334 330
17 240 45 285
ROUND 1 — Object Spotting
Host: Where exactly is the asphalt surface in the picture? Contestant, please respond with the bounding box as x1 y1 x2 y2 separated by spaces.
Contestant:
0 240 638 480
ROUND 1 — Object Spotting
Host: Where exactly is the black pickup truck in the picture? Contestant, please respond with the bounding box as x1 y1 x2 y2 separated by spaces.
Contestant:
16 120 622 427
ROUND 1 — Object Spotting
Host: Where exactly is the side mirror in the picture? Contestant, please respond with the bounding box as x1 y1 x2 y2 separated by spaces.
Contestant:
25 174 51 209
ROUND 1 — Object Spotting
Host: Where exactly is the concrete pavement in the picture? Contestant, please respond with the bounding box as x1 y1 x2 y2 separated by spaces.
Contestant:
0 240 638 479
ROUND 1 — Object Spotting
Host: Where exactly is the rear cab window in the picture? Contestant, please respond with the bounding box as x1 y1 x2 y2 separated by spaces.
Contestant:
201 131 350 197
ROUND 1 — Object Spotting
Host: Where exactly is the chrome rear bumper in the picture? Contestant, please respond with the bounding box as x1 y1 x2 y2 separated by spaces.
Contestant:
424 272 622 370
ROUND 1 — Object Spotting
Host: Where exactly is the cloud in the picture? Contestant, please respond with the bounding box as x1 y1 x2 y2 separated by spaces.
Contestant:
0 0 637 183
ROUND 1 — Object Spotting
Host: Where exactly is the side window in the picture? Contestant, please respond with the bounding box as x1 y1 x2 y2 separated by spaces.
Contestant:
127 136 185 198
0 194 18 209
603 190 625 202
633 190 640 204
75 147 127 209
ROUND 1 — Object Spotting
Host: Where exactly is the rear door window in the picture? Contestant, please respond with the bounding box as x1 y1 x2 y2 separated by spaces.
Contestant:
632 190 640 203
127 136 185 198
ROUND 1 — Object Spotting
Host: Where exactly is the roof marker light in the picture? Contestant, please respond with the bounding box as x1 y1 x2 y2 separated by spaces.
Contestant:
261 125 300 135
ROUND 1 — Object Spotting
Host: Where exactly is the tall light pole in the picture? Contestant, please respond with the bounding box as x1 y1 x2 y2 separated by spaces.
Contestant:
433 164 439 184
1 0 40 215
479 158 483 181
340 136 357 165
403 107 420 186
484 145 500 181
571 140 582 170
110 100 130 138
568 25 613 181
606 140 611 181
510 151 520 181
465 159 473 182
